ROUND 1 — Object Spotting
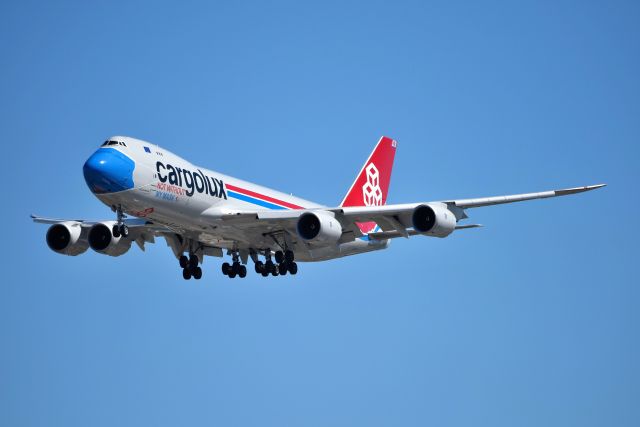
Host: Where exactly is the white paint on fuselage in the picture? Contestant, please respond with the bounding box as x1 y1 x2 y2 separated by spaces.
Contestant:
91 136 388 261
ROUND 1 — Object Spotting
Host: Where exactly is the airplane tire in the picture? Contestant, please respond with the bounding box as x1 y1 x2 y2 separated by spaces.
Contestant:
228 270 237 279
193 266 202 280
255 261 264 274
120 224 129 237
285 250 294 262
275 251 284 263
239 265 247 278
112 224 121 238
232 262 241 274
179 255 188 268
279 263 287 275
221 262 231 275
183 268 192 280
265 261 275 273
189 255 199 269
261 270 269 277
289 262 298 275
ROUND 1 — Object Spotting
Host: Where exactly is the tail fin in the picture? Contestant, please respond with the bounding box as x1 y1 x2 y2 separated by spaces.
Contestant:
340 136 397 235
340 136 397 208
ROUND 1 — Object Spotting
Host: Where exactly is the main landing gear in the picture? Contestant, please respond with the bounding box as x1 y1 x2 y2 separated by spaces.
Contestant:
179 253 202 280
111 205 129 238
178 248 299 280
221 252 247 279
254 249 297 277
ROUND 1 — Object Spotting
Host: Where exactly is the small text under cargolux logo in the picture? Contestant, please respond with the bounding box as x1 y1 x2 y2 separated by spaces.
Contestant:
362 163 383 206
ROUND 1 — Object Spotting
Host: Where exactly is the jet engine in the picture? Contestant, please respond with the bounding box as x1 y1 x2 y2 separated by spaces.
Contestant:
88 221 132 256
46 222 89 256
296 211 343 244
412 203 457 238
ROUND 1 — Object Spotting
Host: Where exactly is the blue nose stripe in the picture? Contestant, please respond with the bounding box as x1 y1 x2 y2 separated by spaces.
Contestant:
83 148 135 193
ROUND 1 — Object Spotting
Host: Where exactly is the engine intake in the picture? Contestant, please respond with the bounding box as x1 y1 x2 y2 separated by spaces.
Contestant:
46 222 88 256
88 222 132 256
296 211 342 244
412 203 456 238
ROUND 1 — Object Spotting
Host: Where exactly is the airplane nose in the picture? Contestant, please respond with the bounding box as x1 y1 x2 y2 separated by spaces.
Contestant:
83 148 135 193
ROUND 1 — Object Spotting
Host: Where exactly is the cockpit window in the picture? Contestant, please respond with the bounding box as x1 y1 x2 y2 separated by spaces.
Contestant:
101 140 126 147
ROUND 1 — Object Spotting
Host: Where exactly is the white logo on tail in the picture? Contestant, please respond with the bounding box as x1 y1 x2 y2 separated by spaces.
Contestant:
362 163 383 206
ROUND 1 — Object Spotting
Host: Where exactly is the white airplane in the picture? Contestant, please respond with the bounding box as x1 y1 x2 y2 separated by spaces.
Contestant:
33 136 605 280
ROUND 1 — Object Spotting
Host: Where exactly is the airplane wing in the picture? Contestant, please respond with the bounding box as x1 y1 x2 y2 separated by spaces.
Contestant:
334 183 605 218
207 183 606 243
34 184 605 259
337 183 606 239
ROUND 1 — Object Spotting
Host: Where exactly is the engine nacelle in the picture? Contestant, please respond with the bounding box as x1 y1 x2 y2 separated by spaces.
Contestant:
46 222 89 256
296 211 343 245
412 203 457 238
88 221 132 256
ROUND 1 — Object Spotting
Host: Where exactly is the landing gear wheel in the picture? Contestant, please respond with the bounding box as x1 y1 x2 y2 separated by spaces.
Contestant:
255 261 264 274
119 224 129 237
289 262 298 275
193 266 202 280
182 268 192 280
261 270 269 277
232 262 241 275
271 265 279 276
227 262 240 279
222 262 231 276
189 254 199 269
179 255 188 269
285 250 294 262
275 251 284 264
239 265 247 278
278 262 288 275
112 224 121 238
265 260 275 274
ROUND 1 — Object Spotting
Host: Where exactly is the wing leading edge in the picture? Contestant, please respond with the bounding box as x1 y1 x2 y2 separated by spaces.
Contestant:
445 184 606 208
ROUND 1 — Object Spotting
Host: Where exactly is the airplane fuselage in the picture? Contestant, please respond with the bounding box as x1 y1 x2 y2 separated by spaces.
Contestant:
84 136 387 262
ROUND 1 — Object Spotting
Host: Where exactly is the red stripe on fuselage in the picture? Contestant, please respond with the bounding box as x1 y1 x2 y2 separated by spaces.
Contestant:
226 184 305 210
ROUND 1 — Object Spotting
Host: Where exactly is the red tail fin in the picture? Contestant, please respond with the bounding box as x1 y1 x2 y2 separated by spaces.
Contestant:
340 136 397 233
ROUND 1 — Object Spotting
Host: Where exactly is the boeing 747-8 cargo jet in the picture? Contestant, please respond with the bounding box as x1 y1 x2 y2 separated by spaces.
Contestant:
33 136 605 280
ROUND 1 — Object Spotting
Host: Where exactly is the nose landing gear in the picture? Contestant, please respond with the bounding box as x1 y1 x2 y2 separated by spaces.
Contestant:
111 205 129 238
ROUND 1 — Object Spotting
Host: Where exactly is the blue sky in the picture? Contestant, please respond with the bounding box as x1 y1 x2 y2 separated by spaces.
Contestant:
1 1 638 426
